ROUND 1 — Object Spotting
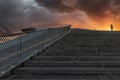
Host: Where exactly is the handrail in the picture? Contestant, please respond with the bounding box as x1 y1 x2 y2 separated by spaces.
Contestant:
0 26 71 77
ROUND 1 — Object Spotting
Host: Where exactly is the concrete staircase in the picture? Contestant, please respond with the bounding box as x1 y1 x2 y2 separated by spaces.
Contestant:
4 29 120 80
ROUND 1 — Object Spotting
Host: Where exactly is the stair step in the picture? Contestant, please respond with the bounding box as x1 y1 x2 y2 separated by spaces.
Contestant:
33 56 120 61
24 61 120 67
13 67 120 75
4 29 120 80
4 76 99 80
41 52 120 56
7 74 106 80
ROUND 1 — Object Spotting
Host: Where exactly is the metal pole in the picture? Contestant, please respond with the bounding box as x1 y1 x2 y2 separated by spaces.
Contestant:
41 32 43 50
0 36 2 49
20 33 22 62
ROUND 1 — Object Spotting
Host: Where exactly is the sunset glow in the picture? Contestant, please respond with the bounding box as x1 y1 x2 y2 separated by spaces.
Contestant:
1 0 120 34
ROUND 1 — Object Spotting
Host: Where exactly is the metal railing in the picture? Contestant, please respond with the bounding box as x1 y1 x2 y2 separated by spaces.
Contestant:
0 25 71 77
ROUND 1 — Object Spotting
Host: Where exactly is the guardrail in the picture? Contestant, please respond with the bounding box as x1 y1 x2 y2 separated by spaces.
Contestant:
0 25 71 77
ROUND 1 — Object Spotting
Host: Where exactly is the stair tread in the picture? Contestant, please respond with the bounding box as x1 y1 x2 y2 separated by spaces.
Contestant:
15 67 120 70
6 75 111 80
27 61 120 63
4 29 120 79
36 56 120 57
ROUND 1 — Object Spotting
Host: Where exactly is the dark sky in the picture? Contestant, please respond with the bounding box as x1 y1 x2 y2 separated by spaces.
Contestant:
1 0 120 34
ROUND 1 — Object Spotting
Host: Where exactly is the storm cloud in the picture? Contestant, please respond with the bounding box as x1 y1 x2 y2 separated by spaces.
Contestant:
0 0 57 34
1 0 120 34
35 0 120 19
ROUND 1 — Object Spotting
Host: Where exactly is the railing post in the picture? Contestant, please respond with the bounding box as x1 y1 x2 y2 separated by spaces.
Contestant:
20 33 22 62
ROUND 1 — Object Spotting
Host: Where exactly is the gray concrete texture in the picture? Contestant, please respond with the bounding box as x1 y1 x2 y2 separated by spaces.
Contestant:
3 28 120 80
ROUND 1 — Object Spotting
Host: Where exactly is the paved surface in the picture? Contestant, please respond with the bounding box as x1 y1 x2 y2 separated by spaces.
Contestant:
3 29 120 80
0 27 69 78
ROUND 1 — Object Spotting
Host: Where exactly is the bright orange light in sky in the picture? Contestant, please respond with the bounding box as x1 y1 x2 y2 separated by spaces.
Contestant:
71 18 120 31
54 12 120 31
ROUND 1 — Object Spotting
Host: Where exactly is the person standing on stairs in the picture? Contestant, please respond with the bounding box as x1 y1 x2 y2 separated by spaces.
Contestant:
110 24 114 31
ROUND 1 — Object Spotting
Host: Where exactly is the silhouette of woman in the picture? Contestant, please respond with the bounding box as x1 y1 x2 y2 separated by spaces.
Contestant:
110 24 113 31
